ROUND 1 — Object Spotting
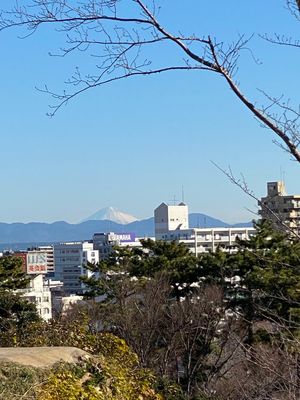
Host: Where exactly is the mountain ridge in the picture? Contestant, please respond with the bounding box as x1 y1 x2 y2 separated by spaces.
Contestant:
0 214 253 244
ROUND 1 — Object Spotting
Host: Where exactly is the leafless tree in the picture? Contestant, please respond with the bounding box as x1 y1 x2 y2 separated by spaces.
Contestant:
220 320 300 400
1 1 300 162
103 274 246 398
102 273 300 399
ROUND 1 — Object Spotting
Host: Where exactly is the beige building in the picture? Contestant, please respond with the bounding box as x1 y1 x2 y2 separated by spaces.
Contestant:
259 181 300 234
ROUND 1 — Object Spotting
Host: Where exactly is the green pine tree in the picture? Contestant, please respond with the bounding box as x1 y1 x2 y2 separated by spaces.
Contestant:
0 256 40 346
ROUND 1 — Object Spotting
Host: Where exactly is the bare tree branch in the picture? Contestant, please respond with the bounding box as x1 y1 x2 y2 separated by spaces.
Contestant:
1 0 300 162
211 161 300 240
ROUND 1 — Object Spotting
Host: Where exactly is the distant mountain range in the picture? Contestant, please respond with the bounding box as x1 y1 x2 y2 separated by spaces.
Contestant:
0 211 252 248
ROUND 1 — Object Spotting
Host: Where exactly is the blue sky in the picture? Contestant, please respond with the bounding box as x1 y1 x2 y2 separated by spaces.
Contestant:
0 0 300 224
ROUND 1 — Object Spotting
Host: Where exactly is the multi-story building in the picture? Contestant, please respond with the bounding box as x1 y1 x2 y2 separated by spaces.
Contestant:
22 246 55 275
38 245 55 275
155 202 255 253
160 226 255 255
5 250 53 320
18 274 52 321
93 232 141 259
155 202 189 238
53 234 144 295
44 278 64 317
259 181 300 235
53 241 99 295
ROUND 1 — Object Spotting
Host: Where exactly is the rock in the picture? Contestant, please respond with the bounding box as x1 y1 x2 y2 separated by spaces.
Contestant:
0 347 90 368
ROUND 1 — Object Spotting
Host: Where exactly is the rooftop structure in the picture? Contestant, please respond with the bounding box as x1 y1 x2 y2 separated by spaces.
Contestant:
154 202 189 239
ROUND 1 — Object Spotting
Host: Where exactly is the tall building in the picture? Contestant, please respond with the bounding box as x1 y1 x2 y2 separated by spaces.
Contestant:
154 202 255 254
259 181 300 235
154 202 189 239
54 241 99 295
93 232 141 259
6 250 53 320
26 246 55 276
18 274 52 321
38 246 55 275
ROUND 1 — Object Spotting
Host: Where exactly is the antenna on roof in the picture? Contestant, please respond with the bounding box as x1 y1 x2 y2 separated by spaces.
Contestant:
181 185 185 203
169 195 179 205
280 166 286 184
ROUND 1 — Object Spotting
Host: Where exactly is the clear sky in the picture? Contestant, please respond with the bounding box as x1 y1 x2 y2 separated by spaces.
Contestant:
0 0 299 224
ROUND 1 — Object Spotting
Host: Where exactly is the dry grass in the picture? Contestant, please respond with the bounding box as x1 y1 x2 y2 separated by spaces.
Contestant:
0 362 46 400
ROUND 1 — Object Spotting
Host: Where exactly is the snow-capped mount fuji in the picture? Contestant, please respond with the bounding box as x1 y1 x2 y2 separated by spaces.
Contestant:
81 206 139 224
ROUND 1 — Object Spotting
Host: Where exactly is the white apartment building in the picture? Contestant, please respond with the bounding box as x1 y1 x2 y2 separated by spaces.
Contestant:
155 202 255 254
18 274 52 321
54 241 99 295
161 227 255 255
0 251 53 321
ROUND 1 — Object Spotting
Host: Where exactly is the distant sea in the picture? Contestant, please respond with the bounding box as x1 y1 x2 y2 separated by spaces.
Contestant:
0 242 55 251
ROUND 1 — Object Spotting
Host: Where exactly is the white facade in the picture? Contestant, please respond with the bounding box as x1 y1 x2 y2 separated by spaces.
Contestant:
161 227 256 255
18 274 52 321
155 202 189 238
54 241 99 295
154 201 255 254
